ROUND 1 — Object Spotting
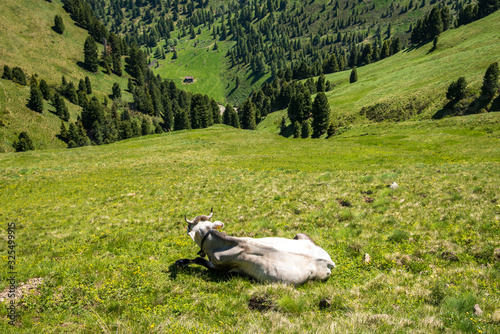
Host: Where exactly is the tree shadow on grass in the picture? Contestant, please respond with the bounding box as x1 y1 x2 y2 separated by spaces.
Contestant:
76 61 89 72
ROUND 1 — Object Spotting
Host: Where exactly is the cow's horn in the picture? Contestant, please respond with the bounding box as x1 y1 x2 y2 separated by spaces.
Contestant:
206 208 213 220
185 215 193 224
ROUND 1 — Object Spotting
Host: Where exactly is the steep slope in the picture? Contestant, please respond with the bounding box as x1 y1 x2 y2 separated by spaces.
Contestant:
258 11 500 134
0 0 132 152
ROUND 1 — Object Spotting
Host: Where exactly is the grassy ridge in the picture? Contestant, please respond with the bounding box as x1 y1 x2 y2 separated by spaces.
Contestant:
322 11 500 121
0 0 132 152
0 114 499 332
258 11 500 135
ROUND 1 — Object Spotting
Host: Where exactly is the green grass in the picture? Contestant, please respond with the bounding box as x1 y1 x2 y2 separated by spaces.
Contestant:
320 11 500 122
0 114 499 332
0 0 133 152
151 28 233 104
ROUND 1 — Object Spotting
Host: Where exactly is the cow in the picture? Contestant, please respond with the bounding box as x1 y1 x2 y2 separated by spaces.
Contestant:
175 209 336 285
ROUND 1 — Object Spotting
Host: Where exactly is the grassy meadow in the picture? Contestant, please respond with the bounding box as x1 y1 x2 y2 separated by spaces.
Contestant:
320 11 500 123
1 113 500 333
0 0 133 152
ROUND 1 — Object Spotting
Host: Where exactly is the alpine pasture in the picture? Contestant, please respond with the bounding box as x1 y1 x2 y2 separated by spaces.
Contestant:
1 116 500 332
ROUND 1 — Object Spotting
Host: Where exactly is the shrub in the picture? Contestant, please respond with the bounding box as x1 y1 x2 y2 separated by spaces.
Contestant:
13 132 35 152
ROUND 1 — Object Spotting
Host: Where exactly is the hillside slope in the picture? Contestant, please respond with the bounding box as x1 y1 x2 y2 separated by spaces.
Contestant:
323 10 500 121
0 116 499 332
258 11 500 134
0 0 132 152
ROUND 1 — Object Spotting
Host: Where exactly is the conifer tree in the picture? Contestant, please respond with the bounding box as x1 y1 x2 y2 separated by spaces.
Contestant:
39 79 51 100
350 67 358 83
210 98 221 124
84 36 99 72
54 15 65 34
68 122 79 148
293 121 301 138
446 77 468 101
65 82 78 105
2 65 12 80
54 93 70 121
13 132 35 152
112 55 122 76
311 92 330 138
12 67 26 85
173 100 190 130
240 98 257 130
78 79 86 92
112 82 122 99
85 76 92 94
141 117 150 135
162 100 174 131
279 116 287 135
481 62 499 98
81 97 104 129
223 104 233 126
230 108 240 128
29 81 44 113
59 120 69 142
301 119 311 138
317 74 326 92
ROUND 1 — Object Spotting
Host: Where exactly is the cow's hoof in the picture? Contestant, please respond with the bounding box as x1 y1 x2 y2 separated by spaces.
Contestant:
175 259 190 268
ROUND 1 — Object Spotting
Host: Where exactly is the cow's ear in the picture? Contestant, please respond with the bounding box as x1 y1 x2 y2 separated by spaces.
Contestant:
188 230 196 241
213 221 224 230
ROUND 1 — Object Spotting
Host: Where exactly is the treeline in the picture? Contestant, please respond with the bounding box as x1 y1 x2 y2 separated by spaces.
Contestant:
411 0 499 44
78 0 423 90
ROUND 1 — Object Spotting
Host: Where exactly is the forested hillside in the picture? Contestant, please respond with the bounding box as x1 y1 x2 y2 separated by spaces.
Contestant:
84 0 498 102
0 0 498 152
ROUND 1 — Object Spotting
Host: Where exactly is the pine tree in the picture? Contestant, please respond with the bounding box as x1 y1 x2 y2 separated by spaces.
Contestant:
65 82 78 105
29 81 44 113
141 117 150 135
301 119 311 138
446 77 468 101
78 79 86 92
293 121 301 138
311 92 330 138
54 93 70 121
85 76 92 94
112 82 122 99
68 122 79 148
223 104 233 125
12 67 27 85
173 100 190 130
84 36 99 72
279 116 287 135
81 97 105 129
230 108 240 128
481 62 499 98
54 15 65 34
112 55 122 76
317 74 326 92
2 65 12 80
350 67 358 83
39 79 51 100
162 100 174 131
13 132 35 152
59 120 69 142
240 98 257 130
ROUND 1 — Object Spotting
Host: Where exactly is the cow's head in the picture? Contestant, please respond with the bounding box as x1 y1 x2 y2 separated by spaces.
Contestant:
185 208 224 245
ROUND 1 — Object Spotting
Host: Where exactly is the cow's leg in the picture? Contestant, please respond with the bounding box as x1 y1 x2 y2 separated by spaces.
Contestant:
175 257 217 271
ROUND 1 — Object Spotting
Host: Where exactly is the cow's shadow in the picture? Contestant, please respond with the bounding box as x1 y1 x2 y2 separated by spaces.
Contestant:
165 261 251 283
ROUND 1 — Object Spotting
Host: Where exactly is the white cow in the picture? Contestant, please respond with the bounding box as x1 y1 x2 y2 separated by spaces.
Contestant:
176 209 336 285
